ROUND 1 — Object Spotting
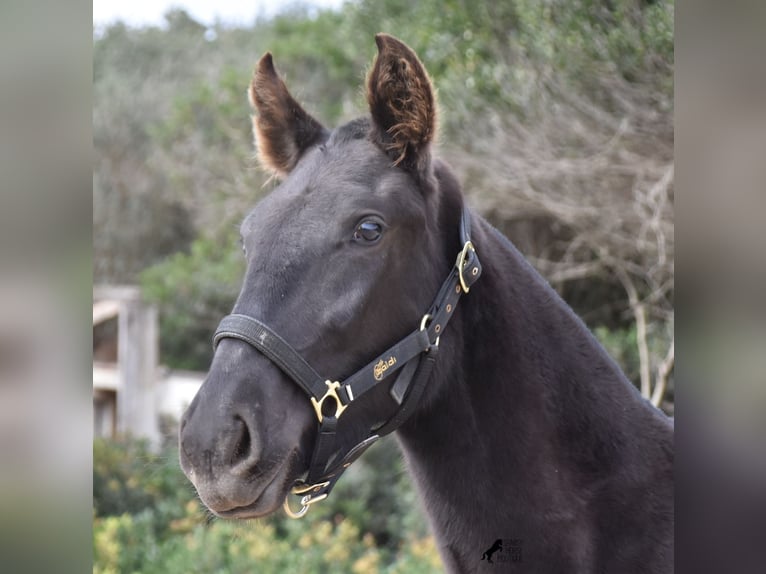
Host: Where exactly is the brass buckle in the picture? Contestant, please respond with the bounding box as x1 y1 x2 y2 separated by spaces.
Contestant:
291 480 330 495
456 241 475 294
310 380 348 422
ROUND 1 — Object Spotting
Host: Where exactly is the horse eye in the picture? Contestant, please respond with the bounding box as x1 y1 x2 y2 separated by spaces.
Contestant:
354 220 383 243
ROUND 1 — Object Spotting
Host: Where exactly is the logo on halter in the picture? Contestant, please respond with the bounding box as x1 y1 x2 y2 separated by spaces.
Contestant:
374 356 397 381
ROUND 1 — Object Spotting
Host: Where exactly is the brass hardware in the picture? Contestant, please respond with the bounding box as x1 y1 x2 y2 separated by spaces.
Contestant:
435 324 441 333
472 267 478 276
446 304 452 313
283 494 309 519
310 381 347 422
456 241 476 293
283 482 330 519
291 481 330 495
455 285 461 294
302 493 328 506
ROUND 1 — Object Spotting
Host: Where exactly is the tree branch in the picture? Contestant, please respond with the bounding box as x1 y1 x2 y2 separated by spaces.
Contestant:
651 339 674 407
614 266 651 398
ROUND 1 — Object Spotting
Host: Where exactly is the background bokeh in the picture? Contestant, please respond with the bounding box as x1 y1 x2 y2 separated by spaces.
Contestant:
95 1 675 397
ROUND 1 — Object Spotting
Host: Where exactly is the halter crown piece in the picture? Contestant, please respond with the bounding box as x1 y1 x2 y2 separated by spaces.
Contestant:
213 208 482 518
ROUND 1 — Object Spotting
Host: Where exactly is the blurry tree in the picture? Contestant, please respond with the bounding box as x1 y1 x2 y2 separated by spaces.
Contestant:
447 0 675 409
95 1 673 407
140 231 244 371
94 10 268 283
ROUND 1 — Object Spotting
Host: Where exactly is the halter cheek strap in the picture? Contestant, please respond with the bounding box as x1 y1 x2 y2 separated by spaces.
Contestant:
212 208 482 518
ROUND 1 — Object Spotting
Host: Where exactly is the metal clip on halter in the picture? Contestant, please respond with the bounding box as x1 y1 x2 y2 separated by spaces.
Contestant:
310 380 347 423
456 240 476 294
282 481 330 519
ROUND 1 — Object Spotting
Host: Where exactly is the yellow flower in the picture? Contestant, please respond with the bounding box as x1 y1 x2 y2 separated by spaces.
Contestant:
362 533 375 548
352 550 381 574
298 532 313 549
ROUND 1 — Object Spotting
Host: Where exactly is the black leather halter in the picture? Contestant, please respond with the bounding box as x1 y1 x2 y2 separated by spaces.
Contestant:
213 209 482 517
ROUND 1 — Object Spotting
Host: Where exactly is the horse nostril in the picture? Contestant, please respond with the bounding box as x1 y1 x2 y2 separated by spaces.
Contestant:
178 398 263 480
231 416 252 465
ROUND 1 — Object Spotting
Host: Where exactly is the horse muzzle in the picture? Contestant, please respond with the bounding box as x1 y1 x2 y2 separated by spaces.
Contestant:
178 339 313 517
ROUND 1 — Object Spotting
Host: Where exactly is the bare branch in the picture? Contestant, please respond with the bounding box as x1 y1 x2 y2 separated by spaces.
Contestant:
651 340 674 407
529 258 604 283
614 266 652 398
445 64 673 411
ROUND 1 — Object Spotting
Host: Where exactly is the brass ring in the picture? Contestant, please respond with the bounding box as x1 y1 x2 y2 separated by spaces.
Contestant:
283 494 310 519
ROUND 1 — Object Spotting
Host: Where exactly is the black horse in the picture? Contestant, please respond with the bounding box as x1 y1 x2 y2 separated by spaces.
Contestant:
180 34 674 573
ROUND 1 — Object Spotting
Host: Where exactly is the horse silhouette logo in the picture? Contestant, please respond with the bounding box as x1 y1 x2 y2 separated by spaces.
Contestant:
481 539 503 563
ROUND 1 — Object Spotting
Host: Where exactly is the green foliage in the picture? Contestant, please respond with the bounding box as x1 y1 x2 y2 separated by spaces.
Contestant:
594 324 640 384
595 320 674 393
140 231 245 371
93 509 442 573
93 437 442 573
95 1 673 374
93 438 194 534
515 0 673 84
94 11 269 283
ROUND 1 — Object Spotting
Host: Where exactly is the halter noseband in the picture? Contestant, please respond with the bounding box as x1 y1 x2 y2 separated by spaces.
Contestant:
212 209 482 518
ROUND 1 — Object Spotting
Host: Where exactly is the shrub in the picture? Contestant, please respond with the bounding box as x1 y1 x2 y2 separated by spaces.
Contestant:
93 436 442 572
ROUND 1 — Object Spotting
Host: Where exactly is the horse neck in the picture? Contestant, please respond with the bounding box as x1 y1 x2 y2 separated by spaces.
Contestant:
395 211 665 569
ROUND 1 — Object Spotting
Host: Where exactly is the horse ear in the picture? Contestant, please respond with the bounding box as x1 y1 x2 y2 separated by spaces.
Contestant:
366 34 437 175
249 53 327 176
